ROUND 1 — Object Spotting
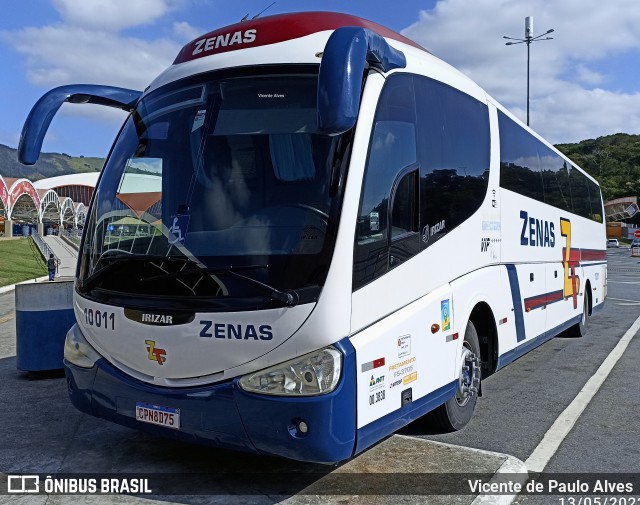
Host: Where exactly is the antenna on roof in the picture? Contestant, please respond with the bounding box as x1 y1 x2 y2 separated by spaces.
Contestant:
253 2 275 19
241 1 275 21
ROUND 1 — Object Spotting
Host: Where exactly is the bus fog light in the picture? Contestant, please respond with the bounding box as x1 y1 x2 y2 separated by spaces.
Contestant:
64 324 102 368
239 347 342 396
298 421 308 434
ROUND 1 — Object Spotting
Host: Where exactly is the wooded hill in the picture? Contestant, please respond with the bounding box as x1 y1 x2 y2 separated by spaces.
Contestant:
0 144 102 181
556 133 640 202
1 133 638 203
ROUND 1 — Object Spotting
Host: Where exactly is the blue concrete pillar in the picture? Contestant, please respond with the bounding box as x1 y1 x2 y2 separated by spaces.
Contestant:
15 280 75 371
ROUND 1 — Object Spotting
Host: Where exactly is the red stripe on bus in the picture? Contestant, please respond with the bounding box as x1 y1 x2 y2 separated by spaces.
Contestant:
174 12 426 64
580 249 606 261
524 289 564 311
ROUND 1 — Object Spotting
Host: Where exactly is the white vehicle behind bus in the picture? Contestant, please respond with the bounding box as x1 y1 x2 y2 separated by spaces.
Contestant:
20 11 606 463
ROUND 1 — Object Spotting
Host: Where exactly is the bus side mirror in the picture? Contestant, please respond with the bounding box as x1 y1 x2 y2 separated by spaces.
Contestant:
317 27 406 134
18 84 142 165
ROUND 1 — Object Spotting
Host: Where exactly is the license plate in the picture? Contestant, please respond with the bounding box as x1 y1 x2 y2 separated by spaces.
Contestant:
135 402 180 430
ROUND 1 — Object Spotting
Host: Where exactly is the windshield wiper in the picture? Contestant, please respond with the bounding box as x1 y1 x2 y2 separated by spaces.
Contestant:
228 269 299 307
140 264 299 307
80 254 196 290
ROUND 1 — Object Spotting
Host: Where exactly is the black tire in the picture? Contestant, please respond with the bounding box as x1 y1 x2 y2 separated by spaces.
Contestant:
430 321 481 431
567 290 590 338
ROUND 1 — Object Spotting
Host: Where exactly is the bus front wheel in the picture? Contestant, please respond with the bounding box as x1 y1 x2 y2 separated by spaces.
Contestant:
431 321 482 431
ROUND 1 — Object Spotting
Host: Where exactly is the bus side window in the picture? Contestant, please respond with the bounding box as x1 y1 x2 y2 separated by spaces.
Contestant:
498 111 545 203
415 76 490 247
353 73 418 290
389 168 420 267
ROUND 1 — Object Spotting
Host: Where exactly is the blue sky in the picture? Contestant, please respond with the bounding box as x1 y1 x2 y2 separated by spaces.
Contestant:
2 0 640 158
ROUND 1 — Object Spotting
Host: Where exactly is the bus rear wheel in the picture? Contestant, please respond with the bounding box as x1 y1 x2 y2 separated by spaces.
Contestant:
568 291 590 338
431 321 481 431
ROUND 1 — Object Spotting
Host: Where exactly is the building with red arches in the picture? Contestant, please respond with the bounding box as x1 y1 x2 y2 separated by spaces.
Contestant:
0 172 97 237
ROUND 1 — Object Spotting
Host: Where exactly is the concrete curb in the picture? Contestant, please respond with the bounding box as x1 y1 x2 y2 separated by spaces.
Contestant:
0 276 50 295
400 438 528 505
471 451 528 505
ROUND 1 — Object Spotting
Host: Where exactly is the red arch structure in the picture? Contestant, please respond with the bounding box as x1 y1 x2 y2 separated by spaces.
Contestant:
6 178 41 222
0 175 8 217
0 173 96 236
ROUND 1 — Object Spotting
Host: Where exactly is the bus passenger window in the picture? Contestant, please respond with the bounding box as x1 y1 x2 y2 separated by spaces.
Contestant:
353 73 418 290
356 120 417 244
391 169 419 239
389 169 420 269
415 75 490 246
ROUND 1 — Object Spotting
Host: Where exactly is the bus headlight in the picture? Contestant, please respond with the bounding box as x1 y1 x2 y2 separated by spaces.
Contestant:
239 347 342 396
64 324 102 368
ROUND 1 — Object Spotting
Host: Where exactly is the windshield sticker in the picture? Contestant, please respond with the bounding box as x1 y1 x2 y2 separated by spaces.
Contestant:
191 109 206 132
257 93 285 99
168 214 190 245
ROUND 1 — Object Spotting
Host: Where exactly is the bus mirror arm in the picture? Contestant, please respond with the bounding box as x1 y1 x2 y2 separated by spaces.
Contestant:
18 84 142 165
317 27 406 134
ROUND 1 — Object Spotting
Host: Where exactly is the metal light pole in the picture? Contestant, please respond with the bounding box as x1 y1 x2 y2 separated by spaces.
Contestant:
504 16 554 126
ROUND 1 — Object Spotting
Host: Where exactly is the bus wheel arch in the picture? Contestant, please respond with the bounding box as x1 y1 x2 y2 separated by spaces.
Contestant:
426 301 497 432
568 280 591 338
468 302 499 376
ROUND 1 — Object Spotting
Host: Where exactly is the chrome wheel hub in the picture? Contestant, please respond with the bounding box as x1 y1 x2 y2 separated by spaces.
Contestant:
456 346 481 406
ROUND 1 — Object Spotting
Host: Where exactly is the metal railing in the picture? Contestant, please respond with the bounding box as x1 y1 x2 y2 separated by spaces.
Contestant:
31 230 59 264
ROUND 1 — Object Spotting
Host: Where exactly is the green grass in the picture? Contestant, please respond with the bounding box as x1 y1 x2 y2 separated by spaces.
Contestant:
0 238 47 287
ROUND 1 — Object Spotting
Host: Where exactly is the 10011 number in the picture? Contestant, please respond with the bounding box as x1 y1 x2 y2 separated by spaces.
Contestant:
84 308 115 330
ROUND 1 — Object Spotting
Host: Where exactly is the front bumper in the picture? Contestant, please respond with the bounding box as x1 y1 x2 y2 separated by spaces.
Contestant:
64 338 357 463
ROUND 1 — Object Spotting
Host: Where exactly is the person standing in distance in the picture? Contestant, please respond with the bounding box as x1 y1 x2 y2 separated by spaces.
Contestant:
47 253 58 281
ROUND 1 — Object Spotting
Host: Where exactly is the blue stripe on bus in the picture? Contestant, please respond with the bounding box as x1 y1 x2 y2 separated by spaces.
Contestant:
354 380 457 456
68 336 358 464
496 314 581 369
235 337 358 463
506 264 526 342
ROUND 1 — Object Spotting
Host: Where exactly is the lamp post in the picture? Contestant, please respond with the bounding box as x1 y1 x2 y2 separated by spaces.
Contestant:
504 16 554 126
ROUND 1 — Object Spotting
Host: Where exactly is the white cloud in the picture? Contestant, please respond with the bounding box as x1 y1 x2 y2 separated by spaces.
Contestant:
401 0 640 143
0 0 227 156
51 0 173 31
172 21 203 42
536 86 640 143
575 64 605 86
9 25 178 90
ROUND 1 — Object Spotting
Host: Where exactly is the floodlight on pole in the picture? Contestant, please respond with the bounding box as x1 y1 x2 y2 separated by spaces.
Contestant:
503 16 554 126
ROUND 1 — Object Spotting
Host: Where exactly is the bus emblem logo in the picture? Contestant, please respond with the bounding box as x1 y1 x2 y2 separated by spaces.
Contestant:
145 340 167 365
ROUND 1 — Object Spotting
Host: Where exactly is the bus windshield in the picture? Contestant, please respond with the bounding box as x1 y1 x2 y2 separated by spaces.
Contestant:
78 67 350 310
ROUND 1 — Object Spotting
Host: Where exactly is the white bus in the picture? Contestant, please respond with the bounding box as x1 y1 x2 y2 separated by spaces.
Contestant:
20 12 606 463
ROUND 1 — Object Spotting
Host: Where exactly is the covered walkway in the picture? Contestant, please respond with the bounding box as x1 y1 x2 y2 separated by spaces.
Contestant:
42 235 79 278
